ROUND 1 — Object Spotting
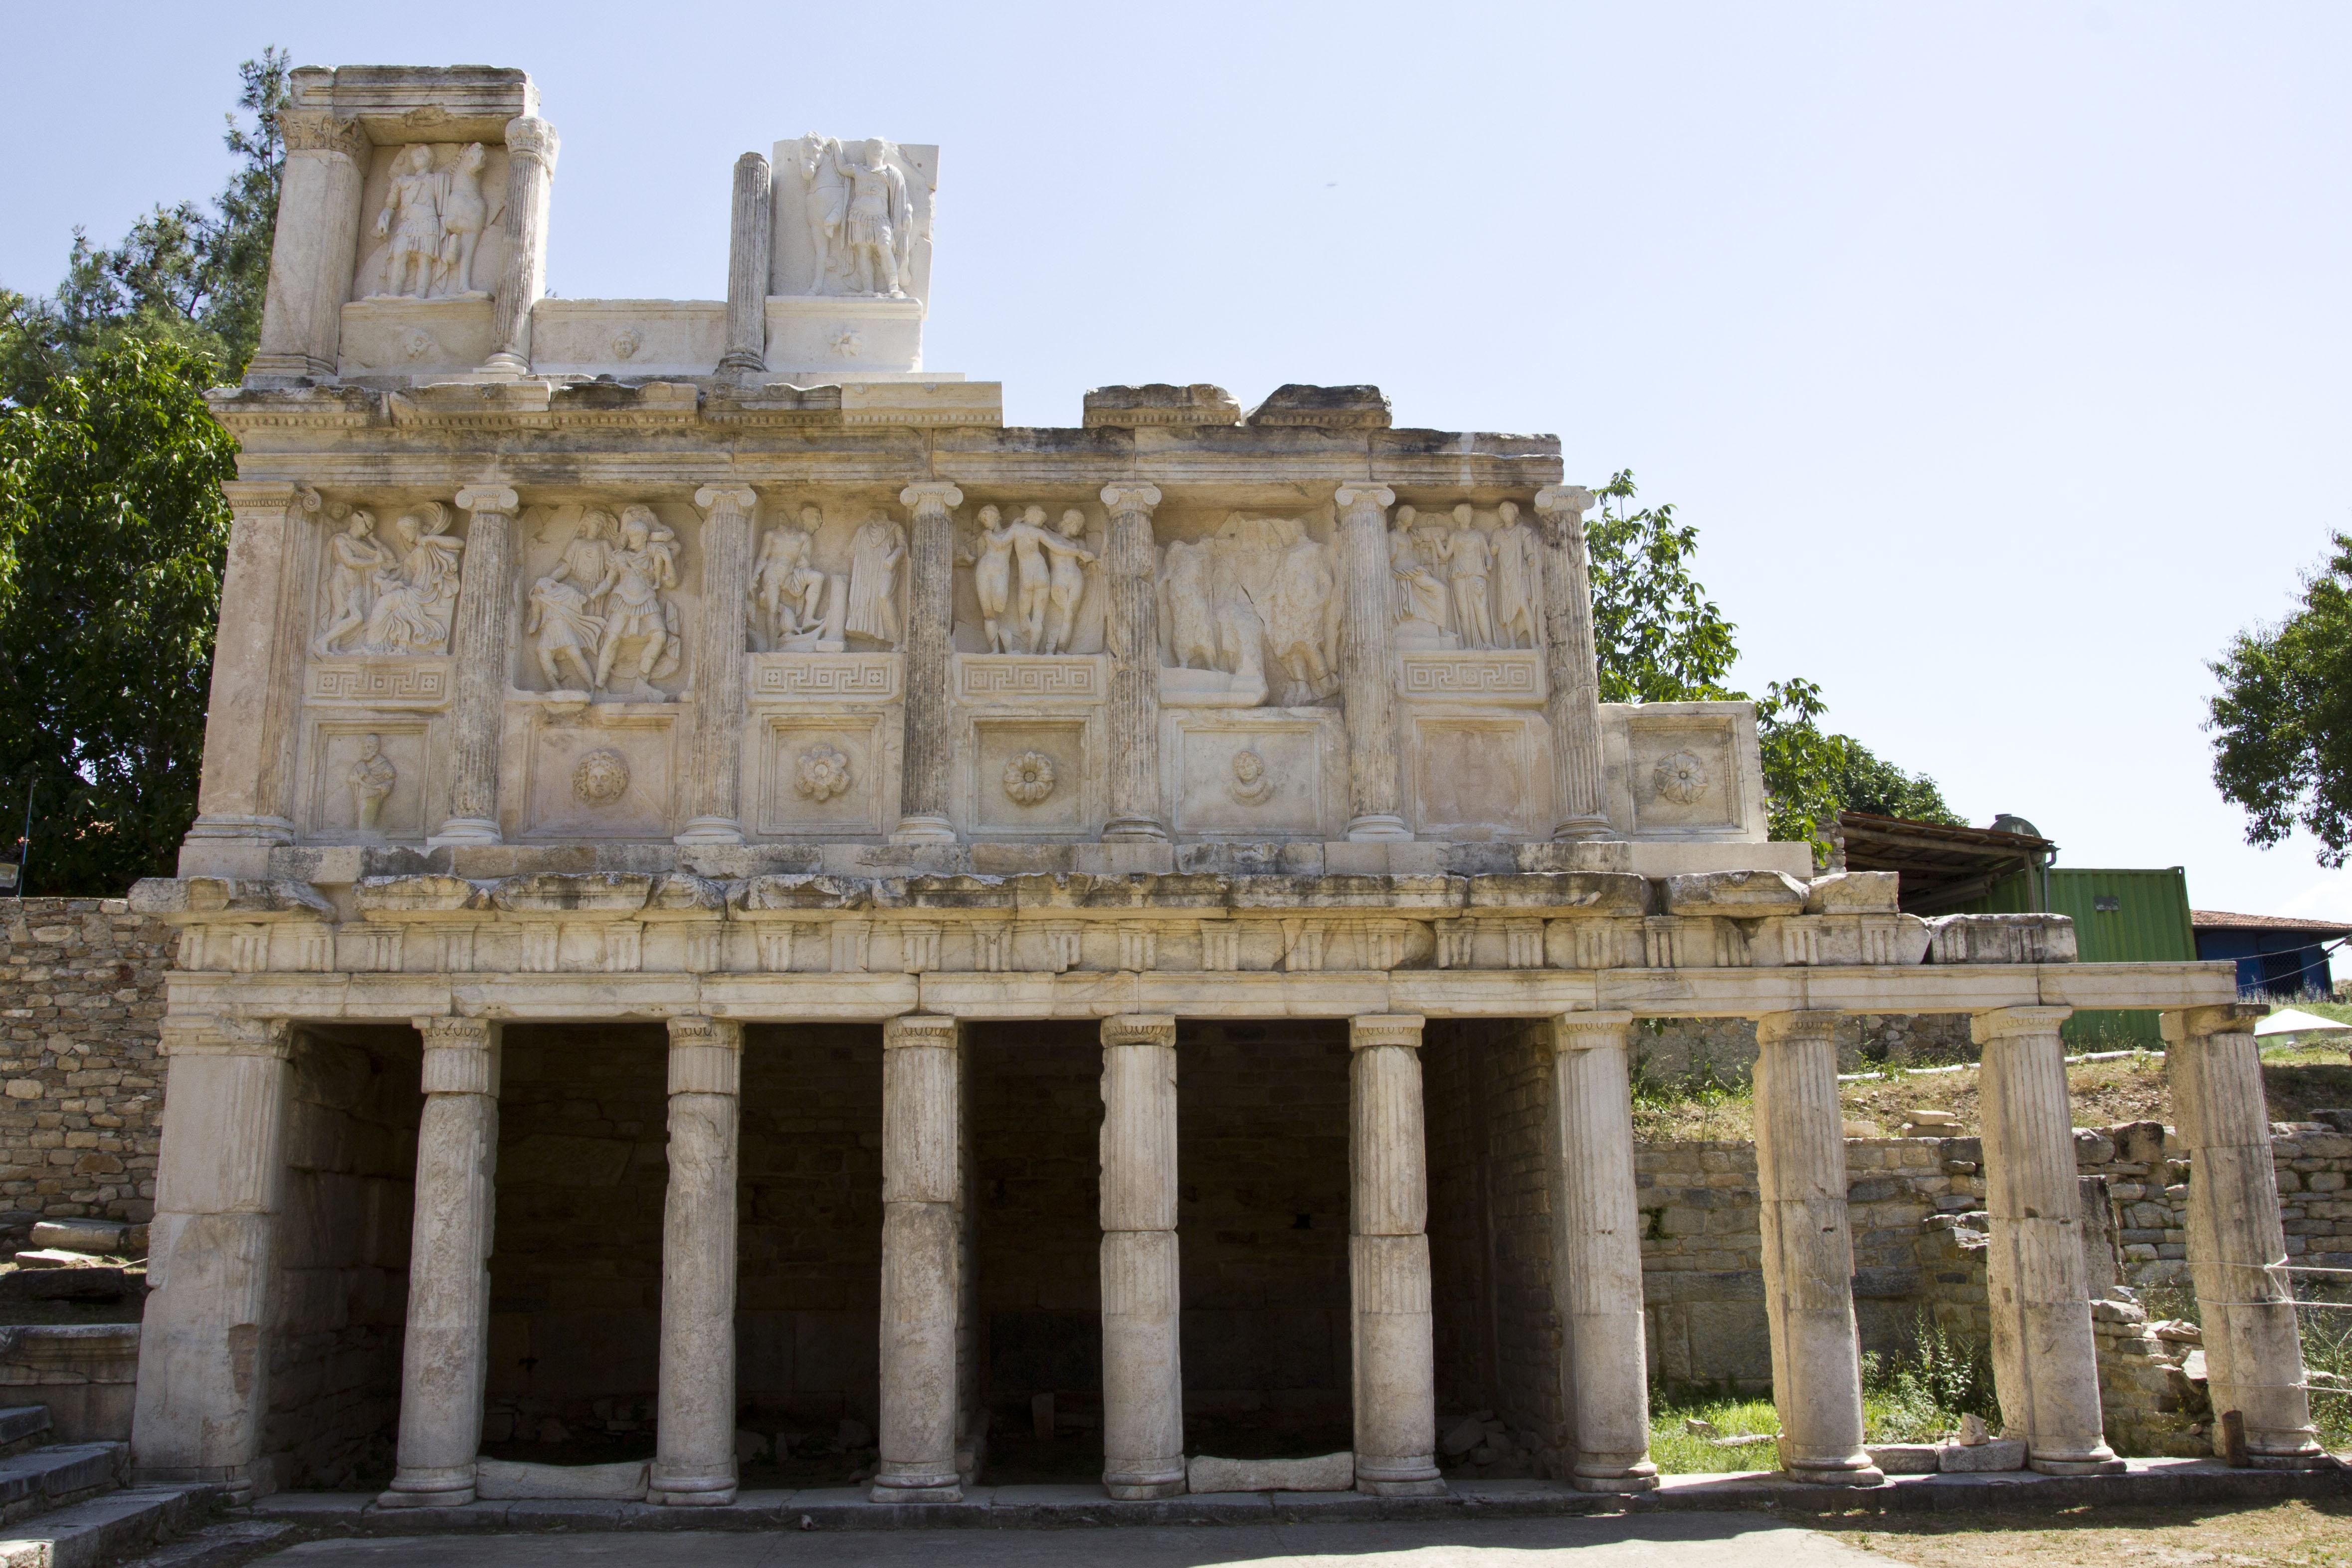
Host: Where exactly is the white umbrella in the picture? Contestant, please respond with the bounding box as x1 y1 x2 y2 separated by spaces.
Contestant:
2255 1007 2352 1037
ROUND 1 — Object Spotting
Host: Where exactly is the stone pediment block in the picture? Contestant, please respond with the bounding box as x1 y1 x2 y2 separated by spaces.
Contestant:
1008 873 1233 913
1803 871 1903 914
1661 870 1808 918
1925 914 2078 965
734 873 874 912
1464 872 1648 917
873 875 1015 911
1243 384 1392 429
355 874 492 916
131 877 334 921
1227 873 1462 913
646 873 729 914
490 872 655 914
1082 384 1241 428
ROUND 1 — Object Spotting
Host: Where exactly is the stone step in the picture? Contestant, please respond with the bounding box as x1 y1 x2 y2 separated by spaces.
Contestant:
121 1518 296 1568
0 1485 217 1568
0 1444 125 1514
0 1412 49 1464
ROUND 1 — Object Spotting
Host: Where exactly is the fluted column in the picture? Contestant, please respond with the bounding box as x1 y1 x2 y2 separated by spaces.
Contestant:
1099 1015 1183 1497
875 1014 965 1500
2163 1004 2325 1467
130 1017 295 1498
1549 1012 1658 1491
246 98 368 383
892 484 963 844
651 1016 742 1505
182 482 321 873
679 485 757 844
1335 485 1409 841
1972 1007 2122 1474
717 153 772 376
1533 485 1610 840
1752 1011 1881 1485
1349 1014 1442 1495
380 1017 502 1508
1100 485 1169 842
480 117 560 377
432 485 519 846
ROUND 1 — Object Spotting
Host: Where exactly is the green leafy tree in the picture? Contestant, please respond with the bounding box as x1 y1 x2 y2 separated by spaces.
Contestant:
2208 531 2352 866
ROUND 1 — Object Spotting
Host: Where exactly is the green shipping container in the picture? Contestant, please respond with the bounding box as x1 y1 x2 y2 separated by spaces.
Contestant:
1951 867 2195 1046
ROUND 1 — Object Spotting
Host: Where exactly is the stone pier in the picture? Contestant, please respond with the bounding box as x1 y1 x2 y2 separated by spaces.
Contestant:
874 1015 965 1502
1098 1015 1183 1498
650 1016 743 1505
1350 1014 1442 1497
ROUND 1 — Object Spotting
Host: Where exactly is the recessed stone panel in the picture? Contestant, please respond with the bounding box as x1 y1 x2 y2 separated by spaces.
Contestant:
304 720 432 840
1167 712 1336 837
516 706 677 839
966 718 1091 836
1408 715 1545 840
758 714 894 837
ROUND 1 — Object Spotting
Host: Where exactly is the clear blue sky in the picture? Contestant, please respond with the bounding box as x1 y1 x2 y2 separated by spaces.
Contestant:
8 2 2349 920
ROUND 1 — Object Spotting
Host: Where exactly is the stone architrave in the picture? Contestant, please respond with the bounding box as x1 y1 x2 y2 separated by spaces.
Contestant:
679 486 757 844
1971 1007 2123 1474
1100 485 1167 841
1533 485 1609 841
247 104 369 382
719 154 772 375
875 1014 964 1500
480 117 560 377
650 1016 743 1505
1549 1012 1659 1491
1099 1015 1182 1498
181 483 321 871
2162 1004 2326 1467
1349 1014 1443 1496
1752 1011 1882 1485
379 1017 501 1509
1334 486 1409 841
891 485 962 843
129 1018 296 1499
433 485 519 846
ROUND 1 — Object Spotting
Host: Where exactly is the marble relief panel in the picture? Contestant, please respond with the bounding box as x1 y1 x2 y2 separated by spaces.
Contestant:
1163 709 1344 837
1407 713 1548 840
1152 507 1343 710
516 500 700 702
756 713 897 837
951 502 1109 656
509 705 678 840
303 720 433 841
959 714 1098 836
1614 706 1752 839
750 495 910 653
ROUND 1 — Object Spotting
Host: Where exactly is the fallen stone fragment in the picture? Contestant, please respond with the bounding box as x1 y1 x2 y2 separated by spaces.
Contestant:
1868 1443 1942 1474
473 1457 649 1500
1938 1436 2026 1472
1186 1451 1353 1493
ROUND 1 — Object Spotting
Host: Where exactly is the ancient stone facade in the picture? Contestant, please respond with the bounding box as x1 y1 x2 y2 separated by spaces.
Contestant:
117 62 2319 1506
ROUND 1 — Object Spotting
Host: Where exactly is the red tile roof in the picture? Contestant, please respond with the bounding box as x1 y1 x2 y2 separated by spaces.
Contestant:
2191 909 2352 935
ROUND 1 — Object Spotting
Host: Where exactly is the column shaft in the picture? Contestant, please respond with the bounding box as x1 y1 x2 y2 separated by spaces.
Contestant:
1335 486 1410 841
130 1019 294 1498
1349 1014 1441 1495
380 1018 501 1508
892 485 963 843
1100 1015 1182 1497
481 117 560 376
718 153 772 375
1533 486 1610 840
680 486 756 843
434 486 519 845
1549 1012 1658 1491
1752 1012 1881 1485
246 105 367 382
1100 486 1168 841
651 1017 743 1504
1973 1007 2120 1474
2164 1005 2324 1466
875 1015 964 1500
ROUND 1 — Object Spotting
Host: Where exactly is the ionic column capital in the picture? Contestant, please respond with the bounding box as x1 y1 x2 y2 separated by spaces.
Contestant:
1756 1010 1841 1048
2160 1002 2267 1043
884 1013 960 1050
898 483 964 519
1534 485 1597 519
667 1015 743 1097
1102 1014 1176 1048
1334 484 1395 521
504 116 560 171
1350 1013 1425 1051
453 484 518 516
1100 483 1163 517
1552 1010 1636 1052
1969 1005 2073 1045
695 484 758 518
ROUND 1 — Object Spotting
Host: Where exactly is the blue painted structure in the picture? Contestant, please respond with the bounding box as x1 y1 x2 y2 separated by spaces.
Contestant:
2191 911 2352 999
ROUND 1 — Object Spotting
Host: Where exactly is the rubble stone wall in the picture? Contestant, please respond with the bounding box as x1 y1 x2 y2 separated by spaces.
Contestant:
1634 1013 1977 1083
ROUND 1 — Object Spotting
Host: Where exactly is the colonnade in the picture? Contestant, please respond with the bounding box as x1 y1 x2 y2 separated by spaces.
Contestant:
128 1004 2324 1501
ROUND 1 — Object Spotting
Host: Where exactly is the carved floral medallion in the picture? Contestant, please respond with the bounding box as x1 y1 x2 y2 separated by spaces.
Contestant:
1002 751 1056 805
1652 750 1710 806
795 743 854 802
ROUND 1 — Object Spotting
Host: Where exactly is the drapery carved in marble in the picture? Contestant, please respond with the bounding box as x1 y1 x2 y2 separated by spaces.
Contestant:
1156 513 1339 708
365 143 504 302
1387 500 1545 652
314 502 465 656
790 136 920 298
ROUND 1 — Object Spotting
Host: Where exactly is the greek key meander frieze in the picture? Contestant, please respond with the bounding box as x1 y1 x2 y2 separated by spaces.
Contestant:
954 655 1105 703
308 659 453 707
748 653 903 702
1395 651 1544 703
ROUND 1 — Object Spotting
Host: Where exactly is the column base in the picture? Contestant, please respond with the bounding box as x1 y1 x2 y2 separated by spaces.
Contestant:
475 350 530 379
242 352 335 385
376 1467 477 1509
2249 1446 2332 1470
1780 1458 1886 1487
1353 1452 1443 1496
1101 815 1170 843
2029 1456 2127 1476
1104 1478 1186 1500
1552 815 1616 842
647 1485 739 1506
1571 1461 1660 1493
1345 814 1413 842
673 817 746 846
1356 1477 1448 1497
428 817 502 848
889 813 959 845
869 1480 965 1503
716 349 766 375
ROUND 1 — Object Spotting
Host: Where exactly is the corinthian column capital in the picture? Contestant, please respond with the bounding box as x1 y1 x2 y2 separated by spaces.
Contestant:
504 116 561 170
281 110 369 160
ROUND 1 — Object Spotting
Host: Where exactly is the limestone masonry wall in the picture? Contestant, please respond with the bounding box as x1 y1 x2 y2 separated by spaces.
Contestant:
0 899 173 1225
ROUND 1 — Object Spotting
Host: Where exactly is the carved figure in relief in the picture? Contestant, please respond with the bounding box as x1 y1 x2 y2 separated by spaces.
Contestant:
1445 504 1496 650
526 573 602 691
1388 517 1450 642
1001 506 1057 651
754 506 827 647
360 504 464 654
968 506 1018 653
1159 539 1218 670
793 135 850 293
845 510 907 646
313 510 387 655
430 143 496 299
1490 500 1543 651
553 510 617 617
1039 509 1097 655
589 507 683 692
373 146 447 300
1229 750 1273 805
348 735 396 831
834 138 913 297
1262 519 1340 705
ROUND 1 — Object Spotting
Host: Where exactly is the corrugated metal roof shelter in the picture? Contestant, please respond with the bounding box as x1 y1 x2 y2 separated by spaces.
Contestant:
2193 909 2352 1000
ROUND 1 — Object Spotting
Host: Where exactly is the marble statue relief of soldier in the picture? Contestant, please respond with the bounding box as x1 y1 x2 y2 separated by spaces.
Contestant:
372 145 447 300
589 506 682 692
834 138 913 298
360 504 464 654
